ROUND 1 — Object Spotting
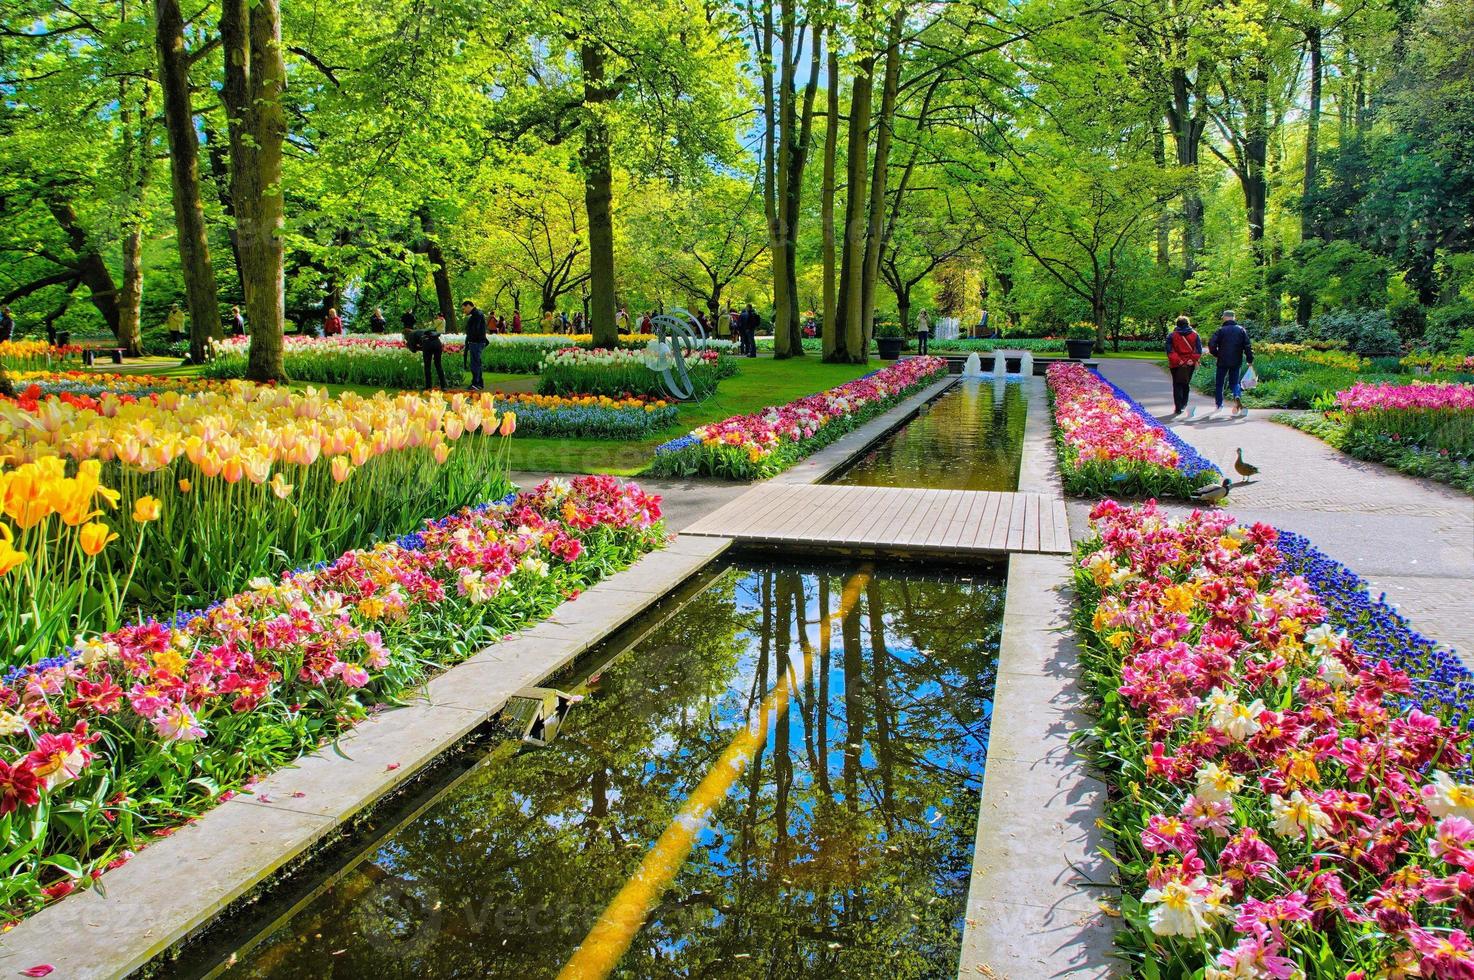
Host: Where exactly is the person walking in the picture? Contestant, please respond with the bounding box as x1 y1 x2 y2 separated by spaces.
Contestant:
462 299 488 391
915 309 932 355
1207 309 1254 417
738 303 759 357
166 303 186 341
323 307 343 337
416 316 446 389
0 306 14 343
369 307 387 333
401 309 417 334
510 309 522 335
229 305 246 336
1165 315 1203 417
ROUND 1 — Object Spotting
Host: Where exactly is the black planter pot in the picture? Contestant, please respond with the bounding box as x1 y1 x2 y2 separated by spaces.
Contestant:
1065 338 1095 359
877 337 905 360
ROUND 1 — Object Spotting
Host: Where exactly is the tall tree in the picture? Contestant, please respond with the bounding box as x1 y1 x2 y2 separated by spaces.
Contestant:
155 0 222 362
221 0 289 381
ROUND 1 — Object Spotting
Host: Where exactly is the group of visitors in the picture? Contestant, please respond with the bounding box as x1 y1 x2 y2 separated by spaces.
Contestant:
1164 309 1254 418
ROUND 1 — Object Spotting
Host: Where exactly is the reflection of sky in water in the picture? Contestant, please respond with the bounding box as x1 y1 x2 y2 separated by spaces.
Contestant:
195 560 1003 980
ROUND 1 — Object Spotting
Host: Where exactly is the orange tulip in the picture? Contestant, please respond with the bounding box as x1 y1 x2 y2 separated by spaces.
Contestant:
499 411 517 438
178 478 192 493
78 521 117 557
220 456 245 484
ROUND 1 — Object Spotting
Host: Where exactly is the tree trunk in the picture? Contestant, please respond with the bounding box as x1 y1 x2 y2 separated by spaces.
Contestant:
157 0 222 362
1296 2 1323 328
859 8 905 340
44 197 122 338
116 96 147 358
896 288 910 332
820 30 842 362
418 211 456 324
1152 118 1171 270
837 53 875 363
762 1 792 358
201 119 243 298
222 0 289 382
1167 66 1207 277
580 42 619 349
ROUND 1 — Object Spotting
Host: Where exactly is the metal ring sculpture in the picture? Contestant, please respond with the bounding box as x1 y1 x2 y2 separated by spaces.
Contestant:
647 308 707 401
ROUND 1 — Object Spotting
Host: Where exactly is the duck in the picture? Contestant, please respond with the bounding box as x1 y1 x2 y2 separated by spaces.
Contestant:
1191 478 1232 503
1234 449 1259 479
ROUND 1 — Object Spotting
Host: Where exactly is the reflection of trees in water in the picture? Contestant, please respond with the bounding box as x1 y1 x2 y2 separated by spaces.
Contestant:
837 381 1027 491
223 564 1001 980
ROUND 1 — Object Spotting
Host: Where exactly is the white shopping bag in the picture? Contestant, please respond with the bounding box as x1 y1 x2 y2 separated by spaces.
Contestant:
1240 365 1259 390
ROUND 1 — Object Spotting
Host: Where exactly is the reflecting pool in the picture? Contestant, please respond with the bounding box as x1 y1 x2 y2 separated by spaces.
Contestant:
174 559 1002 979
829 379 1026 491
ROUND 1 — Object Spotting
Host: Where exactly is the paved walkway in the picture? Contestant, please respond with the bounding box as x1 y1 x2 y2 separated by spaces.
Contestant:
1076 359 1474 661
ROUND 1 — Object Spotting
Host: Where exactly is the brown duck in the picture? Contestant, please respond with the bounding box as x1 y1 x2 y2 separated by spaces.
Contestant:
1234 449 1259 480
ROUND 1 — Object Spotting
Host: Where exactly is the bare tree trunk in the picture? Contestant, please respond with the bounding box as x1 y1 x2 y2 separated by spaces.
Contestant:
1296 0 1323 328
157 0 222 362
417 211 456 324
859 7 904 340
761 0 792 358
837 52 875 363
45 197 122 338
114 55 150 358
222 0 289 382
1153 118 1171 270
580 42 619 349
1167 67 1208 277
821 29 842 362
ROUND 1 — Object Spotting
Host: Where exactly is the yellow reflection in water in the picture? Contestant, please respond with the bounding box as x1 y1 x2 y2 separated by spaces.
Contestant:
555 567 873 980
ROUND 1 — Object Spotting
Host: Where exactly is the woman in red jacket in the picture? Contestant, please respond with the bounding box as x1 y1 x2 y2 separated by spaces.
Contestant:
1165 315 1203 417
323 308 344 337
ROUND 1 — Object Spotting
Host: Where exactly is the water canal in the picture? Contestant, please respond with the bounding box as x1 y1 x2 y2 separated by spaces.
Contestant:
829 379 1026 491
170 558 1003 979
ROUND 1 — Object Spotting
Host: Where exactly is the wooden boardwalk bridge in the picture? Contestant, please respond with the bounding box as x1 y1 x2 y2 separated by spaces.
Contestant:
680 483 1071 557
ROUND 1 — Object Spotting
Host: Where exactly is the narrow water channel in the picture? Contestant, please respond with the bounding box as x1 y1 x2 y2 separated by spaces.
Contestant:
174 558 1002 979
830 378 1027 491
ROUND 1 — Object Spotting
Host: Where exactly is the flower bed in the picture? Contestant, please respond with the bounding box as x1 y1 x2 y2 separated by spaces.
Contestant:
202 336 468 388
491 391 679 439
650 356 950 480
0 342 78 373
1047 362 1219 498
3 372 225 402
201 335 738 385
0 475 664 921
536 346 736 399
0 385 515 662
1077 500 1474 977
1278 381 1474 496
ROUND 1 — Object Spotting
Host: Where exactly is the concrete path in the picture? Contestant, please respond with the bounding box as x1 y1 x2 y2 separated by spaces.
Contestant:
1076 359 1474 661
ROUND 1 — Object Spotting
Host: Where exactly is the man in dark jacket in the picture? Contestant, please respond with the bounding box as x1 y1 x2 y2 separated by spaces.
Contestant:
0 306 13 343
738 304 759 357
462 299 488 390
1207 309 1254 416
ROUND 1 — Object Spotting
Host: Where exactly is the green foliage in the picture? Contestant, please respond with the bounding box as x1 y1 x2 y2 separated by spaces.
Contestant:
1307 308 1403 356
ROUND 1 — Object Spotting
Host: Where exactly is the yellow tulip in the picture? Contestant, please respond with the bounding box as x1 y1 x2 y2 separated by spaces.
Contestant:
499 411 517 437
178 478 192 493
269 473 294 499
132 495 162 523
331 455 353 483
220 456 245 484
0 523 27 576
432 441 451 465
78 521 117 557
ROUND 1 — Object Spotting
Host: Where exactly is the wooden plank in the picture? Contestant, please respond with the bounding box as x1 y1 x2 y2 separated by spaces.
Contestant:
1023 493 1042 553
1051 499 1072 553
758 485 837 540
1037 495 1058 554
985 493 1014 552
1006 494 1028 552
916 491 968 550
869 488 928 546
737 485 808 537
944 491 985 545
827 487 900 544
965 493 1004 550
893 490 944 546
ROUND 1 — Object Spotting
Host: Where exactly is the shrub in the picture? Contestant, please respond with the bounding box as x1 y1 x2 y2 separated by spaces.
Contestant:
1308 308 1402 356
1421 302 1474 355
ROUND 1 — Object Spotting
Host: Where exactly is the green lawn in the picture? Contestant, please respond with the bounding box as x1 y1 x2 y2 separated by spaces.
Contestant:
83 354 874 476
